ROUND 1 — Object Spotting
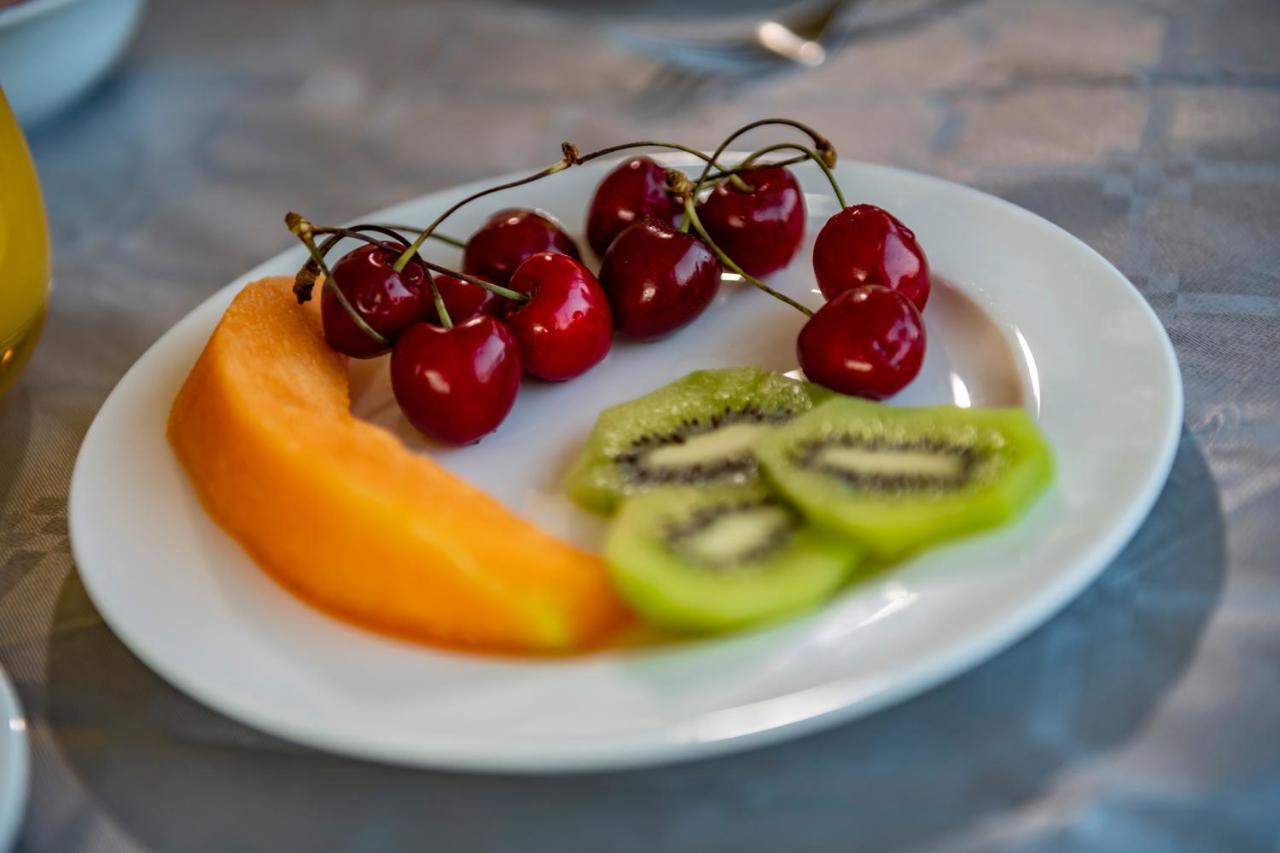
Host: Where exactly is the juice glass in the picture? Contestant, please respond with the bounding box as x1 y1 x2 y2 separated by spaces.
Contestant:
0 85 50 397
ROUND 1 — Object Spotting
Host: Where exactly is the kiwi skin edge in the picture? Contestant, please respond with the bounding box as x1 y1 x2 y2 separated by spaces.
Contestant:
604 485 863 634
753 397 1056 560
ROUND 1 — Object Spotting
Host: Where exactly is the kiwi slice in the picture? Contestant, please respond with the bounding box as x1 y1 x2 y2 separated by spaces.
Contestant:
605 486 862 633
755 397 1054 558
566 368 829 514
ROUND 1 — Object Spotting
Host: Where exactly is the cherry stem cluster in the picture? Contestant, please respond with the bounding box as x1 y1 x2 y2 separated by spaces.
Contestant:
285 213 389 345
377 225 467 250
680 117 834 235
571 141 751 191
680 197 813 318
703 152 809 183
310 225 527 302
741 142 848 209
286 119 842 342
393 142 583 274
662 118 845 319
390 138 754 274
284 216 528 344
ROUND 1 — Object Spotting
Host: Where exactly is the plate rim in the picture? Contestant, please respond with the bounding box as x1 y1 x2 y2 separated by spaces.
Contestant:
68 157 1184 773
0 667 29 849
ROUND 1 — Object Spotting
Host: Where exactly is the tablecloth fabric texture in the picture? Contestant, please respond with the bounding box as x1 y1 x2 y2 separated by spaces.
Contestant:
1 0 1278 850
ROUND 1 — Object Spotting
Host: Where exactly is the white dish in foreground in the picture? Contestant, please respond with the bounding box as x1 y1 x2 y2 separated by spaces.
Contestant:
0 667 28 850
69 157 1181 773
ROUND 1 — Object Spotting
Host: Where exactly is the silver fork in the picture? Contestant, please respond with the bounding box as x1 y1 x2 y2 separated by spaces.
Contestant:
625 0 979 114
618 0 858 77
629 1 855 116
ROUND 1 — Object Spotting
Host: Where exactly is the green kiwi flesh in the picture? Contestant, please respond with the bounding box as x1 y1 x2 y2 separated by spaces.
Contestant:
565 368 829 514
605 486 862 633
754 397 1054 557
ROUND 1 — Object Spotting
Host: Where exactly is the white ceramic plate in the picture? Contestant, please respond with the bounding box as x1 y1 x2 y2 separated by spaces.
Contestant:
0 667 28 850
69 157 1181 773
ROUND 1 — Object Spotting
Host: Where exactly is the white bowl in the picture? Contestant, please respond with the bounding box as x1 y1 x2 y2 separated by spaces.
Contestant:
0 0 144 126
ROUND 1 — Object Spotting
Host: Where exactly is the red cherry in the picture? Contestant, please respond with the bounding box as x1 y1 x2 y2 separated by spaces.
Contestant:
797 285 925 399
812 204 930 310
503 252 613 381
429 271 499 324
321 243 430 358
390 316 522 445
696 165 805 278
462 208 580 287
597 219 722 340
585 156 683 258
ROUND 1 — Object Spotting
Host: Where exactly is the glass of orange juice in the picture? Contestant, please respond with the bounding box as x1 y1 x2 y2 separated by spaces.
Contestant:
0 85 50 397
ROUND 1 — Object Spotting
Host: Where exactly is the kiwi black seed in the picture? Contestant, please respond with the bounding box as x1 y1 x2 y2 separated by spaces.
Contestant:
661 497 799 570
565 367 829 514
787 435 982 494
754 397 1055 557
611 405 796 488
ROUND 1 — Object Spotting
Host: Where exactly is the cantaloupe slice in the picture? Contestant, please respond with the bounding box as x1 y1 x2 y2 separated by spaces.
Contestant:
168 277 630 653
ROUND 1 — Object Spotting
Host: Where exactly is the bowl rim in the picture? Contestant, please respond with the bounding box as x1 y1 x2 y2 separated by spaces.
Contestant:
0 0 103 29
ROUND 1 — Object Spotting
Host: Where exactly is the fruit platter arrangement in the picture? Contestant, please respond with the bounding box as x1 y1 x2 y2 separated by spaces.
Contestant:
168 118 1054 656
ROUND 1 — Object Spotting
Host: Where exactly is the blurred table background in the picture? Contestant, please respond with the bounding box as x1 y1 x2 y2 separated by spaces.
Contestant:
3 0 1279 850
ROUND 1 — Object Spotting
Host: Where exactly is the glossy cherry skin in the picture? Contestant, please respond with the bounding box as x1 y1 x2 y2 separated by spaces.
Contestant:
696 165 805 278
462 208 580 287
597 219 722 340
585 156 683 258
503 252 613 381
813 204 930 310
321 243 430 358
390 316 523 445
797 285 926 400
428 271 500 324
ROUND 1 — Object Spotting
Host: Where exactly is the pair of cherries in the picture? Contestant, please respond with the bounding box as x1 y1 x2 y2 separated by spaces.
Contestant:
321 209 610 444
802 203 930 399
586 155 930 399
585 159 803 339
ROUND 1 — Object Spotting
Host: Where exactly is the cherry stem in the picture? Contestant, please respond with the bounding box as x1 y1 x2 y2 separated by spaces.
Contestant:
681 117 834 233
311 225 528 302
703 152 809 182
394 142 581 273
740 142 848 209
293 225 413 302
681 198 813 318
375 224 466 250
430 276 453 329
309 225 405 250
573 140 751 191
419 261 528 302
284 213 389 346
389 139 758 270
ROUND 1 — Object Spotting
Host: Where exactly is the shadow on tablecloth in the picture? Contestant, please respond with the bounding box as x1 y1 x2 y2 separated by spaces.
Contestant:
0 388 32 517
40 431 1225 853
